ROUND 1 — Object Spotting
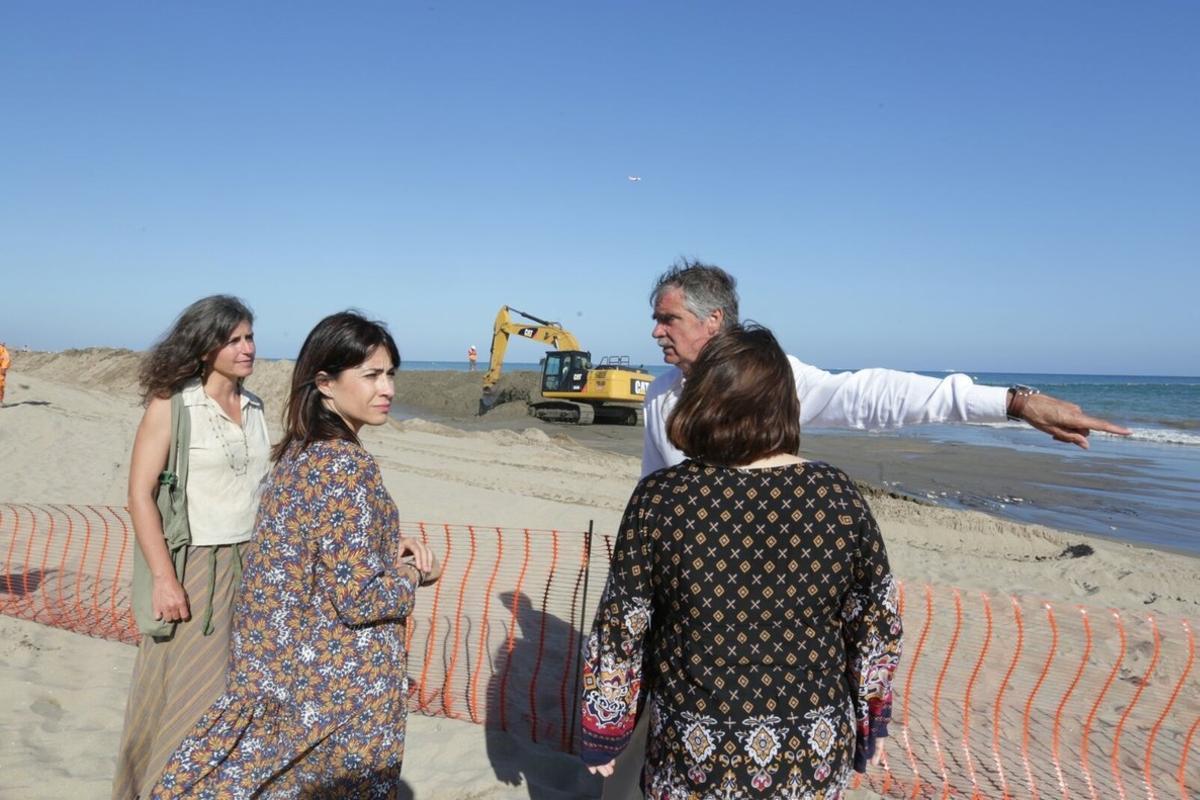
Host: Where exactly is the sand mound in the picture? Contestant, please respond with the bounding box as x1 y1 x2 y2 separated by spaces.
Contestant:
483 400 537 420
11 349 291 408
11 350 537 422
11 348 144 397
241 360 296 427
396 370 540 418
256 364 539 423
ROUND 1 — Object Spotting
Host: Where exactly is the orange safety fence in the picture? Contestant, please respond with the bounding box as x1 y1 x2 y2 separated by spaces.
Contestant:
1 503 1198 799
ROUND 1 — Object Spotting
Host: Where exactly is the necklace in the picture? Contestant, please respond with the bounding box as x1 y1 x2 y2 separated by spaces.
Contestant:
203 398 249 477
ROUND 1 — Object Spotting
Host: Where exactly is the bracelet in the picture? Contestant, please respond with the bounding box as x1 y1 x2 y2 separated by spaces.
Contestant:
1007 384 1039 421
401 561 426 584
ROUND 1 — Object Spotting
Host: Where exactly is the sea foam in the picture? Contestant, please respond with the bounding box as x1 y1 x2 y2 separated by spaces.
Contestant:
968 421 1200 447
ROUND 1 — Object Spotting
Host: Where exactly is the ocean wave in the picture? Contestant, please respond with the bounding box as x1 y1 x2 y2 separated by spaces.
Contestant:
1120 428 1200 446
968 422 1200 447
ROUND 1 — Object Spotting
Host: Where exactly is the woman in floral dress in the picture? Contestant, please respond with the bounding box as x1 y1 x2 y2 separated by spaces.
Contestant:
580 325 902 799
153 311 439 799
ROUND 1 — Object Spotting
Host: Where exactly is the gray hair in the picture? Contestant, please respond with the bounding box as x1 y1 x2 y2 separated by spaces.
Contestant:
138 294 255 403
650 258 740 331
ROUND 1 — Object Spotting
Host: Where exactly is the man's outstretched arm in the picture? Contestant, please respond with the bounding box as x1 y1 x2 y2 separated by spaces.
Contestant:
792 359 1130 449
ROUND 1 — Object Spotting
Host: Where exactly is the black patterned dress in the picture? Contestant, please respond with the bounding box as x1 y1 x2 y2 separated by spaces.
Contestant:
580 460 902 799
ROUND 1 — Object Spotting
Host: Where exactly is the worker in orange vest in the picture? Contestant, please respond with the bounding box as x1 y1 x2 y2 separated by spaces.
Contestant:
0 341 10 404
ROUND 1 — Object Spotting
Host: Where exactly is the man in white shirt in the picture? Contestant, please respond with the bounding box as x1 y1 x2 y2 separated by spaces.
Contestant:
595 260 1130 797
642 260 1129 476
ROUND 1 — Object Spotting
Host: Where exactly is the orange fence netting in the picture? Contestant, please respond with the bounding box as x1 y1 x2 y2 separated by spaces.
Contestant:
1 503 1198 799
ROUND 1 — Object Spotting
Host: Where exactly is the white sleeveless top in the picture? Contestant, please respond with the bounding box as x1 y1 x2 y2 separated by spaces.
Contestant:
181 379 271 546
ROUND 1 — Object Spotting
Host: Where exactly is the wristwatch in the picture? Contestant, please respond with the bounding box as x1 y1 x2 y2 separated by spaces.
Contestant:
1007 384 1040 421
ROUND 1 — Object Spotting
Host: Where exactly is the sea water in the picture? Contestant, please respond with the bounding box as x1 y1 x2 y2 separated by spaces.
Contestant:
877 371 1200 554
403 362 1200 554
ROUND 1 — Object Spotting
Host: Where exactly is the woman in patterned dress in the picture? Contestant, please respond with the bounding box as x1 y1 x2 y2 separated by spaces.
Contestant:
152 311 439 799
580 325 902 799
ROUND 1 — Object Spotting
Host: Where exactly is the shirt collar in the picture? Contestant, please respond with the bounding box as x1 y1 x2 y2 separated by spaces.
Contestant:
181 377 262 412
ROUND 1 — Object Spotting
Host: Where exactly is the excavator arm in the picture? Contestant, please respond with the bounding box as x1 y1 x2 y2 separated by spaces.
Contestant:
482 306 583 391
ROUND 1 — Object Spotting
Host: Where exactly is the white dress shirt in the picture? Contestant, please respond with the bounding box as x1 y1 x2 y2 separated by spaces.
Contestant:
641 356 1008 477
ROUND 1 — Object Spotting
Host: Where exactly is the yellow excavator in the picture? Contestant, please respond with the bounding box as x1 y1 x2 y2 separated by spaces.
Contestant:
480 305 654 425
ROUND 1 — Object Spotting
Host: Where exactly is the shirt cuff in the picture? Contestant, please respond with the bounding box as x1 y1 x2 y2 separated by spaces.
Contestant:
580 729 629 765
964 384 1009 423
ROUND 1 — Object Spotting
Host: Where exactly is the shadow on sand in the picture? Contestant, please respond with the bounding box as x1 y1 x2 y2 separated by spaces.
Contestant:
0 569 54 596
484 590 602 799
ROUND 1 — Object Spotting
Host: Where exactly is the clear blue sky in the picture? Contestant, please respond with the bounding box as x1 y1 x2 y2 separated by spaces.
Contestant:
3 1 1197 374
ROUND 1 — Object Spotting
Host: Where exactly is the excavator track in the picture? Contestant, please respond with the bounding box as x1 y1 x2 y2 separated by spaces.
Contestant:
594 403 643 426
528 401 643 426
529 400 596 425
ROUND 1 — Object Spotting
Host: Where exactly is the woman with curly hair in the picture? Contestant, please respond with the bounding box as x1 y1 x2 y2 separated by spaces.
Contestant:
113 295 272 799
152 311 439 799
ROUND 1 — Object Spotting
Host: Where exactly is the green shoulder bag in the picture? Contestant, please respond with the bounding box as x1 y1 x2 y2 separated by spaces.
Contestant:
131 392 192 638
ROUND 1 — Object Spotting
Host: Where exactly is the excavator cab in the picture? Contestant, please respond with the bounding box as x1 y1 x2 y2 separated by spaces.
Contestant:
541 351 591 394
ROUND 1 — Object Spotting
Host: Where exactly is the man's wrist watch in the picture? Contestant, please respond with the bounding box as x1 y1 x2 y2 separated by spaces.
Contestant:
1007 384 1040 421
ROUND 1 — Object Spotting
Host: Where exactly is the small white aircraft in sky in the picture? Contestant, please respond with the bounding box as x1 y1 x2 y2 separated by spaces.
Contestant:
627 175 642 182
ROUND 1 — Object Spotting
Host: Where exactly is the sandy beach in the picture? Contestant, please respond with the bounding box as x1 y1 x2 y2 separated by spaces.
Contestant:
2 349 1198 799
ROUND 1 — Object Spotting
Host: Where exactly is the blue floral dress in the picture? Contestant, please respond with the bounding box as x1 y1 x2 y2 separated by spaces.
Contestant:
580 461 902 799
152 438 422 799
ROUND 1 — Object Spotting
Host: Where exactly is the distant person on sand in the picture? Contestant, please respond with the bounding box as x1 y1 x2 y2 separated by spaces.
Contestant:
0 341 10 404
113 296 270 800
581 325 901 796
600 259 1131 800
152 311 441 799
468 344 479 370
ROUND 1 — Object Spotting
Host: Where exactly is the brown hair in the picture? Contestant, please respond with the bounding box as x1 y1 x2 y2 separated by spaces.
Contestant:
667 324 800 465
272 311 401 461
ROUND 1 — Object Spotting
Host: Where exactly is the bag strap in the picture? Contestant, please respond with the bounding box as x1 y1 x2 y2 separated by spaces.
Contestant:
160 392 187 489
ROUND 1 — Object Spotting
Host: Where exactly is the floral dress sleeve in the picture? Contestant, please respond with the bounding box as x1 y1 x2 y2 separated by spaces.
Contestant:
841 505 903 772
579 480 656 766
314 444 420 626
